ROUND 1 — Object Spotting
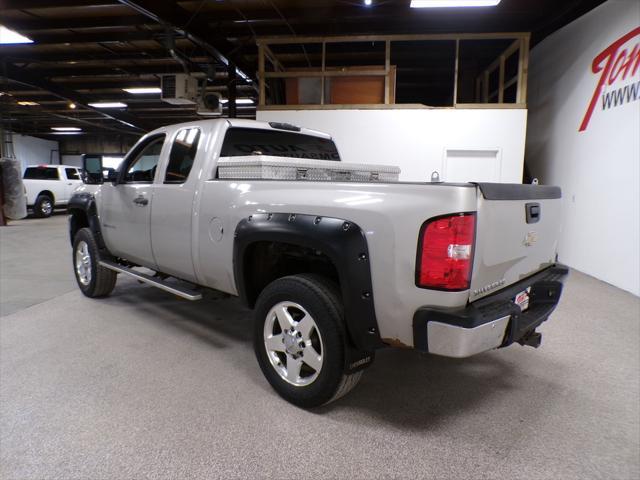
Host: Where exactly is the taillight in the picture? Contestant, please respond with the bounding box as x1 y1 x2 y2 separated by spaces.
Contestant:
416 212 476 291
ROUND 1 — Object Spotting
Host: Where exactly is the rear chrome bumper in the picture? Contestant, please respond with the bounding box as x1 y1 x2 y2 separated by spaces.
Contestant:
413 264 569 358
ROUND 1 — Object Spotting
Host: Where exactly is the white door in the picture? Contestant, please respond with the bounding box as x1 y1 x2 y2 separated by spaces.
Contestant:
63 167 82 202
100 135 166 269
151 127 202 282
443 149 501 183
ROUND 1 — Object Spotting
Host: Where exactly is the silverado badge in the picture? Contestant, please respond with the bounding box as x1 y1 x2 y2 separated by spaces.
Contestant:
524 231 538 247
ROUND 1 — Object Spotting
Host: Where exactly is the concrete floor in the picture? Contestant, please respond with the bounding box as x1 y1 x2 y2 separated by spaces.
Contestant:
1 215 639 480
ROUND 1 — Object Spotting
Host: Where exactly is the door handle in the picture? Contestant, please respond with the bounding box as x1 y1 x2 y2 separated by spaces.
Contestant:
67 183 73 186
133 196 149 206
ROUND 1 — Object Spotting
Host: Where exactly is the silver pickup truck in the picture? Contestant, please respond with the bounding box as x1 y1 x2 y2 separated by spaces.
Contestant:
69 119 568 407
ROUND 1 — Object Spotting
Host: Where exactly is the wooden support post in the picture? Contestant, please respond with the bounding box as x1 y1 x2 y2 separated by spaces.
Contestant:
453 39 459 106
517 35 530 104
498 54 505 103
321 42 326 105
258 44 265 106
384 40 391 104
483 70 489 103
475 76 481 102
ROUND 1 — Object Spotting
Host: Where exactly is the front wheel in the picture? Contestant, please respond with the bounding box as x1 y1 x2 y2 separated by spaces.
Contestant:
33 194 53 218
72 228 117 298
254 274 363 408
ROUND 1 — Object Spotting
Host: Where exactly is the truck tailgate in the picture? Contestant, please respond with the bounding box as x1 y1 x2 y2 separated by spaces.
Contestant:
469 183 562 302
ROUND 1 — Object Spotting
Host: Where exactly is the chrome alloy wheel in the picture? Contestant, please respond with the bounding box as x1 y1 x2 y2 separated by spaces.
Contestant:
41 199 52 216
75 240 92 286
263 301 324 387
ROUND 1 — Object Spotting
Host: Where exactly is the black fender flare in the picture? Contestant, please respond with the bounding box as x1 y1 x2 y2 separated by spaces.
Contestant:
67 192 105 250
234 212 384 353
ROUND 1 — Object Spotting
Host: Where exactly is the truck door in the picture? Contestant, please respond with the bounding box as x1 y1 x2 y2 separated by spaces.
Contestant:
64 167 82 202
150 126 202 282
100 134 166 269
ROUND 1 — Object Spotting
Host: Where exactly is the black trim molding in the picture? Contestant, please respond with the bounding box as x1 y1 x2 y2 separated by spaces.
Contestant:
474 183 562 200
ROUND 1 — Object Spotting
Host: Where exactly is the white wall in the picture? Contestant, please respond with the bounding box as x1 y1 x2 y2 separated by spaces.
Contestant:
258 108 527 183
526 0 640 296
11 134 59 172
60 154 83 167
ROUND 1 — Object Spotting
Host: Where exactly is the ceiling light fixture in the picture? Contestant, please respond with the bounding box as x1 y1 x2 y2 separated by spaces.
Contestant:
410 0 501 7
0 25 33 44
123 87 162 94
51 127 82 131
220 98 254 105
68 102 77 109
364 0 373 6
17 101 39 106
88 102 127 108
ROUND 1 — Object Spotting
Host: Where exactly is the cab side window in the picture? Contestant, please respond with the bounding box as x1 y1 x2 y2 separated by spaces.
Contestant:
65 168 80 180
164 128 200 184
124 136 165 183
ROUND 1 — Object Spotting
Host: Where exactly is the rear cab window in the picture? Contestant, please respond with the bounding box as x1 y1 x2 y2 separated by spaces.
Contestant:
164 127 200 184
220 127 340 161
23 167 60 180
65 168 80 180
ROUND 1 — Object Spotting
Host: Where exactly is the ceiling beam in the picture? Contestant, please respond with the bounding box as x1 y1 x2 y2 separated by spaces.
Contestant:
3 15 149 32
20 30 160 45
1 64 147 133
0 0 116 8
117 0 256 86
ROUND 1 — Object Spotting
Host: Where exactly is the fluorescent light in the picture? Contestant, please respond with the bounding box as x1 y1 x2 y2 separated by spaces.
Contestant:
410 0 501 7
220 98 254 105
123 87 162 94
88 102 127 108
51 132 82 135
0 25 33 44
51 127 81 131
17 101 39 106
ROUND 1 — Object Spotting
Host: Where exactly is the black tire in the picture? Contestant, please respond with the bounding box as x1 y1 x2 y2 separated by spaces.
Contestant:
254 274 363 408
72 228 117 298
33 194 54 218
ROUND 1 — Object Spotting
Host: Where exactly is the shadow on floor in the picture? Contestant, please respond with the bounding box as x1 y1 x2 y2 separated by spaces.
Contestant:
102 278 544 431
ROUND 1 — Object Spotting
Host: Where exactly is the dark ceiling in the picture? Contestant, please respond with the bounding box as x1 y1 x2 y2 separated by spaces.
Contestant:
0 0 606 140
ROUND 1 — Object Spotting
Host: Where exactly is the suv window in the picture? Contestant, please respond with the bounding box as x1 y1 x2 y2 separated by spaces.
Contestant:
65 168 80 180
124 136 165 183
220 127 340 161
23 167 60 180
164 128 200 184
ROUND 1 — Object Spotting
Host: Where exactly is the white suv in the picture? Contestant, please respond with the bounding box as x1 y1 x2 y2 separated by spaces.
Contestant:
23 165 83 217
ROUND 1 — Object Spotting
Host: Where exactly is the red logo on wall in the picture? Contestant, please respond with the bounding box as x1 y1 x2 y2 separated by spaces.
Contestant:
579 26 640 132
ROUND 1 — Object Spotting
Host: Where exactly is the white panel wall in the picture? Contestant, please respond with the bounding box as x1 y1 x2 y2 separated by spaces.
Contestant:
60 154 83 167
11 134 59 172
526 0 640 296
257 108 527 183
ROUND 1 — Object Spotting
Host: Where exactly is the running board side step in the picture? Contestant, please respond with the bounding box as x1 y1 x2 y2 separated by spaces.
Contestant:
99 260 203 301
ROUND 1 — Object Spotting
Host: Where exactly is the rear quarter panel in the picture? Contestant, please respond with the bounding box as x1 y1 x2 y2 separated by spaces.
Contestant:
194 180 478 347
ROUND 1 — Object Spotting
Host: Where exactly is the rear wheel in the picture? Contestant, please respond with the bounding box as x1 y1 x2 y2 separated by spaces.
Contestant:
254 274 363 408
72 228 117 297
34 194 53 218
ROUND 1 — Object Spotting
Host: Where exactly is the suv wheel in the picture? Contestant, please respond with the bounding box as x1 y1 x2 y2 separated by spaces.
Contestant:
254 274 364 408
34 194 54 218
72 228 117 297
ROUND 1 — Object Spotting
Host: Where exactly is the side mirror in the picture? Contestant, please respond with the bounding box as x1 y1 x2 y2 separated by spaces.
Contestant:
105 169 119 183
82 155 104 184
